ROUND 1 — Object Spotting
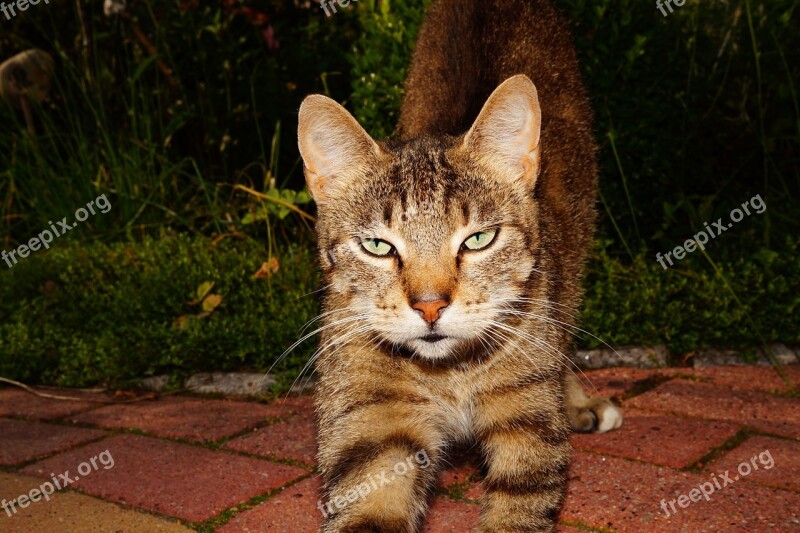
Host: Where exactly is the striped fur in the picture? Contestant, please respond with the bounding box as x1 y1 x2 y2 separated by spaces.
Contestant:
298 1 620 531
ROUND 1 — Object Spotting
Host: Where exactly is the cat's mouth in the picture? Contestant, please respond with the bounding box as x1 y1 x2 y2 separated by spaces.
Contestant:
419 333 447 343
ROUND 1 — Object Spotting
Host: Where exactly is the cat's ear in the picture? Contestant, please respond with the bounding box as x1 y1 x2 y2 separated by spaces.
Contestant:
461 75 542 190
298 95 384 203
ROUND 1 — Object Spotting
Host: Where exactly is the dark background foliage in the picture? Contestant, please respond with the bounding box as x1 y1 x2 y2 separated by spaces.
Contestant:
0 0 797 387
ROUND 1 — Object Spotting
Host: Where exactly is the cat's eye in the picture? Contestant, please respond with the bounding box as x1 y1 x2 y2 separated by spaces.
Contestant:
361 238 395 257
462 229 498 251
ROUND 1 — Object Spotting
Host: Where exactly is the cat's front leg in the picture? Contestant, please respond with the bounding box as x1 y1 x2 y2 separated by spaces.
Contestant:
475 378 571 532
317 402 442 533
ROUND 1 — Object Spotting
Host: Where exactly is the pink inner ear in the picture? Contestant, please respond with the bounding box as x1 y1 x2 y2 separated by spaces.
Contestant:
303 166 330 201
520 108 541 151
305 131 338 177
520 146 540 185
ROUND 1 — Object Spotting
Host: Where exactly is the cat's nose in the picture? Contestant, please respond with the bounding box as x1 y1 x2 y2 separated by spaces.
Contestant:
411 299 449 324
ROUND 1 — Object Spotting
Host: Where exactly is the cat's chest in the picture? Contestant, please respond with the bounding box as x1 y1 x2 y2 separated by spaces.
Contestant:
422 370 482 442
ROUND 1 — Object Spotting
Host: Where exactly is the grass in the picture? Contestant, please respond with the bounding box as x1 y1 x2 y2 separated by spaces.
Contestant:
0 234 320 388
0 0 356 245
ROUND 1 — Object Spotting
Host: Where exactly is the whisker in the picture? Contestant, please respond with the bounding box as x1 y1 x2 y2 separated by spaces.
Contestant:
496 297 579 320
283 322 373 403
295 283 331 300
267 314 370 377
488 320 598 394
298 305 369 336
485 325 549 383
498 306 620 361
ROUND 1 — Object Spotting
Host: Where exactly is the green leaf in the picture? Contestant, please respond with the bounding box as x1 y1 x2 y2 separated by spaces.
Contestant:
196 281 215 301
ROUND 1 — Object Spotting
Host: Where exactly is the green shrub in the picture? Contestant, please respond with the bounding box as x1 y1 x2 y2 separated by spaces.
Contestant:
1 1 797 389
349 0 432 138
0 235 320 387
581 236 800 355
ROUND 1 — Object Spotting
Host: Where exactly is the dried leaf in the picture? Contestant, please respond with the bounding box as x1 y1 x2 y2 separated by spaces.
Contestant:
202 293 223 313
254 257 280 279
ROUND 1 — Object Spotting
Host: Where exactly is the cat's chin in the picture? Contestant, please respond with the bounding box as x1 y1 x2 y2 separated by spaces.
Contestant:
406 337 461 360
385 331 502 364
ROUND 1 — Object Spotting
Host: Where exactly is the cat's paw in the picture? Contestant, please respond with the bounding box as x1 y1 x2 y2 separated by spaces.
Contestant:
595 401 623 433
569 398 623 433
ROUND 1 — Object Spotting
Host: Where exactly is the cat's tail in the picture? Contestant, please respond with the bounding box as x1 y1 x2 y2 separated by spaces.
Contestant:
398 0 589 139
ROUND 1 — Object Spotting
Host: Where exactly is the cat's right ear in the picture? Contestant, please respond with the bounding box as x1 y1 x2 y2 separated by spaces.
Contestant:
297 95 384 203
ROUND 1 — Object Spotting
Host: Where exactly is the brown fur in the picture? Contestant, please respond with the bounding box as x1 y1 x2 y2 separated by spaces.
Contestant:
297 1 621 531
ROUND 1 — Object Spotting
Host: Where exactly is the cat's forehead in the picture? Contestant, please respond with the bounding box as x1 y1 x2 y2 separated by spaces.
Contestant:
384 136 457 193
331 135 517 243
343 145 500 244
353 142 458 224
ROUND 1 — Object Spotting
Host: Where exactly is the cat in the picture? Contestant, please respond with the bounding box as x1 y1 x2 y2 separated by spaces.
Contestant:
296 0 621 530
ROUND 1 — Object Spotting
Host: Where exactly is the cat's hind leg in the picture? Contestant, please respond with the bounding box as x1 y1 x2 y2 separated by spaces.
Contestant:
564 373 623 433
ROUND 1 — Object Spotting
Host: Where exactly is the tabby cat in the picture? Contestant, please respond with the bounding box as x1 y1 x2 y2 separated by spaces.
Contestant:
297 0 621 530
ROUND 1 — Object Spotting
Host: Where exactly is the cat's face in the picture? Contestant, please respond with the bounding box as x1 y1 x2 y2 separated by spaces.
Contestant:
299 76 543 360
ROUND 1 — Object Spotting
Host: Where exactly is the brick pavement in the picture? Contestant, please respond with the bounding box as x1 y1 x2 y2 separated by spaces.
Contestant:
1 365 798 532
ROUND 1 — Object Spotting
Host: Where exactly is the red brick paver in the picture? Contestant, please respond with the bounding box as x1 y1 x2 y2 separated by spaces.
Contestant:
219 477 322 532
691 365 800 394
0 418 105 465
225 411 317 465
706 434 800 492
69 396 292 443
21 434 307 522
437 448 481 486
627 378 800 438
577 367 677 399
0 387 112 420
437 448 484 501
571 408 741 468
563 451 800 532
3 366 799 531
278 394 315 411
422 498 481 532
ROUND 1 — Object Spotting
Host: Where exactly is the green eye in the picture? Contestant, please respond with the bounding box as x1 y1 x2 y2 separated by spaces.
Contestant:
462 229 498 251
361 238 395 256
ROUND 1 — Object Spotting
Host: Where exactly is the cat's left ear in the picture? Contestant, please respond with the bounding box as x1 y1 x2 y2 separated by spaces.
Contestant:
298 94 384 203
460 75 542 190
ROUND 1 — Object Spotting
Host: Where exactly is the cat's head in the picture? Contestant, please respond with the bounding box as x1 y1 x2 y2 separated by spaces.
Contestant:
298 75 543 361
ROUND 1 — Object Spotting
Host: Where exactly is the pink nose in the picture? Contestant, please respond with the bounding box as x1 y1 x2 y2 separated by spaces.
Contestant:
411 299 449 324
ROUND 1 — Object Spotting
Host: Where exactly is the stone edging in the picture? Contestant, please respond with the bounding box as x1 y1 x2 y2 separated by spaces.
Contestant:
575 343 799 369
139 344 800 393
